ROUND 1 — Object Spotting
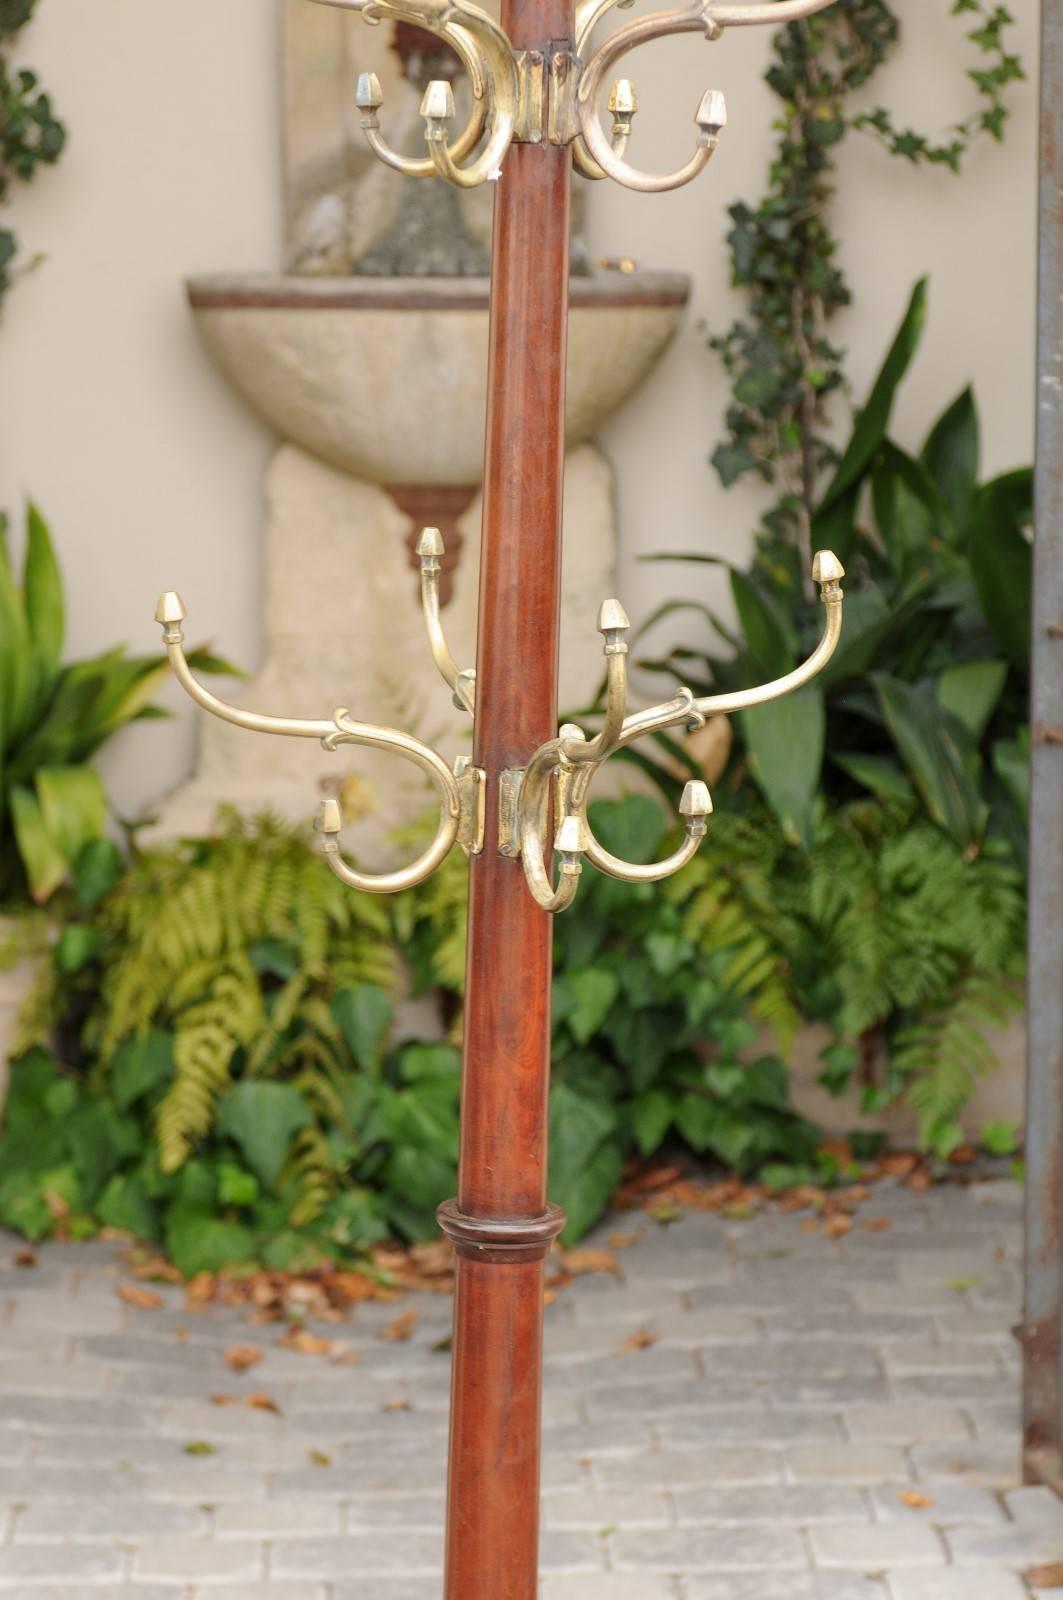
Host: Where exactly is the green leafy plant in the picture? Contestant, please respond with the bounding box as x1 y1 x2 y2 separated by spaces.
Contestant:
711 0 1024 572
679 799 1025 1156
0 0 65 302
0 503 234 904
647 281 1031 861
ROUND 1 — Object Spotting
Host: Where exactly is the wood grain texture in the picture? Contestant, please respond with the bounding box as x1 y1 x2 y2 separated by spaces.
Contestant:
443 0 574 1589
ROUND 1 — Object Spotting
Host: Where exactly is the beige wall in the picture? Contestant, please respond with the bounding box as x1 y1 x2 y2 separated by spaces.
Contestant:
0 0 1041 817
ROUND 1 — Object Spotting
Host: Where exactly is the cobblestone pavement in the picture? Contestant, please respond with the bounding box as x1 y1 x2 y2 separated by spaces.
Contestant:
0 1178 1049 1597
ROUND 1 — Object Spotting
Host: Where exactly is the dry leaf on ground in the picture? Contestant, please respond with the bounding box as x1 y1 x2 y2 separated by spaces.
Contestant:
277 1329 336 1357
606 1233 640 1250
560 1249 622 1279
379 1309 418 1344
823 1214 854 1239
898 1490 934 1509
13 1249 37 1268
117 1284 163 1311
1027 1565 1063 1588
862 1217 892 1233
223 1344 263 1373
615 1328 660 1355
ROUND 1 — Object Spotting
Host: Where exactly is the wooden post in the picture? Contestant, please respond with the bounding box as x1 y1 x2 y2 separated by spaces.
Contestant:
436 0 573 1593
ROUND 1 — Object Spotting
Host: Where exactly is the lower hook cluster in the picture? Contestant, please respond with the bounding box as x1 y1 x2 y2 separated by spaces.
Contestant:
155 534 844 915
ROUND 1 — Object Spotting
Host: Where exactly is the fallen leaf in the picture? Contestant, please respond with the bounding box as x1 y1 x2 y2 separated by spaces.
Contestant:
13 1249 37 1269
309 1450 333 1468
379 1309 418 1344
606 1233 639 1250
906 1169 933 1192
823 1214 853 1239
861 1218 891 1233
649 1203 682 1225
278 1329 334 1357
183 1441 217 1456
799 1218 820 1234
1027 1564 1063 1588
223 1344 263 1373
616 1328 660 1355
186 1273 216 1308
948 1145 977 1166
898 1490 934 1510
431 1335 453 1355
117 1283 164 1311
383 1399 412 1413
247 1392 282 1414
560 1249 622 1279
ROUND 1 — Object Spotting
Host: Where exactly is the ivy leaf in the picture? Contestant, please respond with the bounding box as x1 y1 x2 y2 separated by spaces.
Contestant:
217 1082 313 1190
558 970 620 1047
332 985 392 1072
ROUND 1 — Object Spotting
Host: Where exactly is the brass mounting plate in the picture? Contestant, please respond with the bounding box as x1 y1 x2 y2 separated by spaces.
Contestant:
454 758 486 855
498 768 525 857
514 51 545 143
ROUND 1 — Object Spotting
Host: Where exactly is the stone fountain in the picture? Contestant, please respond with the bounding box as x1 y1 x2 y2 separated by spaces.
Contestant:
160 0 690 860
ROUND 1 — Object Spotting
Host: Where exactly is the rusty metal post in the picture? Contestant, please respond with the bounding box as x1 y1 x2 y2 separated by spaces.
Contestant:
1023 0 1063 1492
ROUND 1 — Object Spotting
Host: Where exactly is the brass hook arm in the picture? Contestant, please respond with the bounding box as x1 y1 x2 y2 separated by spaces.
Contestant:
618 550 845 745
156 593 462 896
585 778 712 882
708 0 838 23
558 600 630 766
356 68 487 180
316 715 461 895
155 594 335 741
416 528 476 716
576 4 726 193
517 743 587 914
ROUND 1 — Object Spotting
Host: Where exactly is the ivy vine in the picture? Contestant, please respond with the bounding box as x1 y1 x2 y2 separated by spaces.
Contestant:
710 0 1025 575
0 0 65 305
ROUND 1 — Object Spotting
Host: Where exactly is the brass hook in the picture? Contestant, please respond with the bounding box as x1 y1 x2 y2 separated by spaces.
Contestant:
155 593 462 897
417 528 476 716
355 70 487 180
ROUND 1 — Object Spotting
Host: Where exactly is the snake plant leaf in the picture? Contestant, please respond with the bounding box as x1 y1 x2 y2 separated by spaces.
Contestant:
35 765 107 866
23 503 64 706
937 659 1008 742
730 570 796 677
921 386 980 531
815 277 928 522
740 685 825 849
872 673 987 852
967 468 1033 669
831 753 915 805
872 442 955 575
8 784 69 903
0 519 31 749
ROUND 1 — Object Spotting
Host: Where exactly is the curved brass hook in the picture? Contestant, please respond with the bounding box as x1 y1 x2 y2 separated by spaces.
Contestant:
585 777 712 882
316 715 461 895
355 69 487 181
577 3 727 193
417 528 476 716
155 593 462 897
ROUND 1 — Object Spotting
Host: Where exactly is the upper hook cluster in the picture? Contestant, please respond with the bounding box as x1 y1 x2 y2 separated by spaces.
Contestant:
155 539 843 914
313 0 838 193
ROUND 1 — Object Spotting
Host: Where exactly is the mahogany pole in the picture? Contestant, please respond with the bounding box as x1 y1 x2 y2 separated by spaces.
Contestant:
436 0 574 1592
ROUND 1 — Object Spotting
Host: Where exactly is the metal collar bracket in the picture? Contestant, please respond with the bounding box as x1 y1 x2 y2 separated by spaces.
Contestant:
455 758 486 855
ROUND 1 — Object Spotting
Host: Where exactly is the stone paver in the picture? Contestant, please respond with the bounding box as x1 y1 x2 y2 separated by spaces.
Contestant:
0 1178 1046 1595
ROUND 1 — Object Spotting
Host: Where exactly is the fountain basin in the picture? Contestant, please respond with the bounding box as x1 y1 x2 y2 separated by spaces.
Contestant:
186 272 690 487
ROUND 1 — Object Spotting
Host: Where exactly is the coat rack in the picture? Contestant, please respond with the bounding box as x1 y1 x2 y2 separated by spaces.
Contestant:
157 0 842 1593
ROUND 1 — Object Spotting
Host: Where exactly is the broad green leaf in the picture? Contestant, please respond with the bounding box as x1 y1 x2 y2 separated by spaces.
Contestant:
23 503 64 697
96 1173 158 1242
556 1141 623 1244
384 1146 456 1240
937 659 1007 741
740 686 825 849
873 674 987 851
561 969 620 1046
332 984 393 1071
631 1089 673 1156
872 442 955 572
9 784 68 902
110 1031 174 1111
166 1206 257 1276
832 753 915 805
730 570 796 677
217 1161 260 1209
817 278 928 513
811 481 861 567
588 795 666 865
54 924 101 975
217 1081 313 1189
921 387 980 529
549 1081 617 1195
73 837 123 908
967 469 1033 669
35 766 107 864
